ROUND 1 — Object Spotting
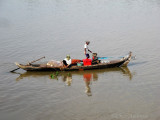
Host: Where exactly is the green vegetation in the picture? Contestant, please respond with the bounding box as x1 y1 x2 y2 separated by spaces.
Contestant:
50 71 59 80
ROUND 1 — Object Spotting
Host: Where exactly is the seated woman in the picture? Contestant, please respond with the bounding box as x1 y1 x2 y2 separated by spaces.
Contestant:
63 55 72 68
83 54 92 66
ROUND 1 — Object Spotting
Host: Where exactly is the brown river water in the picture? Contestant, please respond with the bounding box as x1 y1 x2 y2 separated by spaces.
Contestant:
0 0 160 120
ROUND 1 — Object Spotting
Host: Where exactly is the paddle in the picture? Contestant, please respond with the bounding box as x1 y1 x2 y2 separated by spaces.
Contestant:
10 56 45 72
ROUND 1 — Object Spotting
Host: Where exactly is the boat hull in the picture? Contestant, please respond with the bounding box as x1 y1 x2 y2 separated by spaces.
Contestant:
15 52 132 71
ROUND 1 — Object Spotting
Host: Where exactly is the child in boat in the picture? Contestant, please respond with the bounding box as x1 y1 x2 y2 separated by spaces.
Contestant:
83 54 92 66
92 53 100 64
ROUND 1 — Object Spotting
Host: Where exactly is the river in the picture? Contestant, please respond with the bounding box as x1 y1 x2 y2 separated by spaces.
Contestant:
0 0 160 120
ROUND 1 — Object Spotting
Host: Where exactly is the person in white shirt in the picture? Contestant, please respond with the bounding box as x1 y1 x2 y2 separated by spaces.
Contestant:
84 41 92 57
63 55 72 68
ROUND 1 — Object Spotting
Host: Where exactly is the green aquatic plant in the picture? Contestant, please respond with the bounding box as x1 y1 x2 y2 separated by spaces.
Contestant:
67 73 71 76
55 71 59 76
50 71 59 80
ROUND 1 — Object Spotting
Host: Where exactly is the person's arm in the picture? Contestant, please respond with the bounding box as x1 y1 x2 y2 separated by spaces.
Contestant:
88 49 92 53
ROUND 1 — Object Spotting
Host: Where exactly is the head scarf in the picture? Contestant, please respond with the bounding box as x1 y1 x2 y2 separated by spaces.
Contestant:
66 55 71 60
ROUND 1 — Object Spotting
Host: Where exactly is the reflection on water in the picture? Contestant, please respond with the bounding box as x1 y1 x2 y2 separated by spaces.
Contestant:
16 67 133 80
15 67 133 95
62 73 72 86
83 73 92 96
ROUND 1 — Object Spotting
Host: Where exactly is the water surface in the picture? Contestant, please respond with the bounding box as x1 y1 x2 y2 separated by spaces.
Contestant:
0 0 160 120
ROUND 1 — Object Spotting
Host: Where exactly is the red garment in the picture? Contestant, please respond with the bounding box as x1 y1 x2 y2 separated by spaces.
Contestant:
83 73 92 81
71 59 81 65
83 58 92 66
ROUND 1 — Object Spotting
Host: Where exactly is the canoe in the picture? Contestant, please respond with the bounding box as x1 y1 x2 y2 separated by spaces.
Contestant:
15 52 132 71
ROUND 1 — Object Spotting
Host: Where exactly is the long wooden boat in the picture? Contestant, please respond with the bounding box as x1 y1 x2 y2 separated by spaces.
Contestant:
15 52 132 71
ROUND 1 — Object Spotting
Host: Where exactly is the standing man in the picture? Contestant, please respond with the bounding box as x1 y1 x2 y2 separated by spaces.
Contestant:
84 41 92 57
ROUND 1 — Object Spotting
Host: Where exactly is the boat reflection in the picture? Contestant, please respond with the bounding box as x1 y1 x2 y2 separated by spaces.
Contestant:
15 67 133 81
15 67 133 95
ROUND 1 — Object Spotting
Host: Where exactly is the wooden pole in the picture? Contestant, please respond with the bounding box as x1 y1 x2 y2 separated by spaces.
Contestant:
10 56 45 72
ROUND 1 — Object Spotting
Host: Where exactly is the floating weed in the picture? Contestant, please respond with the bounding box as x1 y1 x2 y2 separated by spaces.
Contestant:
50 74 55 79
50 71 59 80
55 71 59 76
67 73 71 76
